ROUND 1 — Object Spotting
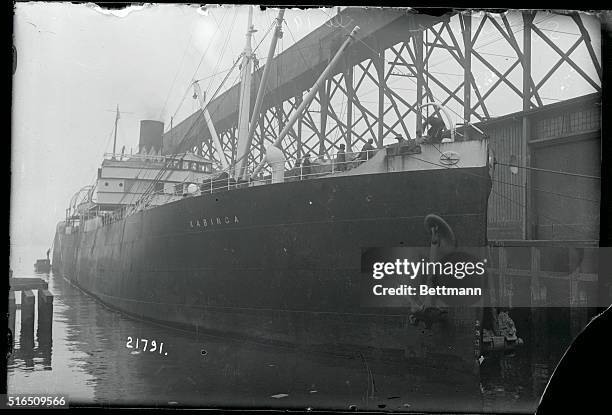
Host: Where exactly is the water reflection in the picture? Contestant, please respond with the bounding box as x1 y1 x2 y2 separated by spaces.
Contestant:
8 268 580 411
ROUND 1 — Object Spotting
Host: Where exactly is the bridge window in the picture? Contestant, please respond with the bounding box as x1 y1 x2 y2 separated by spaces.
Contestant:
154 182 164 193
174 183 184 195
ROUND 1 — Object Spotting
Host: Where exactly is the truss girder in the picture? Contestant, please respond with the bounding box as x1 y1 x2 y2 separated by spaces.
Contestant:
166 10 601 171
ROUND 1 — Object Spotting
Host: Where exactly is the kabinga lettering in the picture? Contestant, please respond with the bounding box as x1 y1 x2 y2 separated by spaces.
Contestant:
190 215 240 229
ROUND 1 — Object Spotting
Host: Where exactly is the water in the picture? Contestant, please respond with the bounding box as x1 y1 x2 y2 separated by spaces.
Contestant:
8 245 577 411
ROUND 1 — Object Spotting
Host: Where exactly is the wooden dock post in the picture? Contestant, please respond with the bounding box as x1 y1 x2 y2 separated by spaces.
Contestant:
497 246 503 310
37 289 54 344
8 290 16 340
530 246 545 306
20 290 36 348
568 247 589 339
498 246 512 308
530 246 548 360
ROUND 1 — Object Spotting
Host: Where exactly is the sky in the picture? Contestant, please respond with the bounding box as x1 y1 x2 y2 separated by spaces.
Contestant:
10 4 601 262
10 3 334 256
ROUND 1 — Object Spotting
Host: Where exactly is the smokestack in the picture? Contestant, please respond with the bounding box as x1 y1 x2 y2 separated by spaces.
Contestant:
138 120 164 154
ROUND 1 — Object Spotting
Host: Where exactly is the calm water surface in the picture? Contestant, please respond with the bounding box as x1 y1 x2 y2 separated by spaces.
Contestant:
8 245 574 411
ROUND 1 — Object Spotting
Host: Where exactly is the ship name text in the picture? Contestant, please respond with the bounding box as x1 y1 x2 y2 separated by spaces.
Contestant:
190 215 240 229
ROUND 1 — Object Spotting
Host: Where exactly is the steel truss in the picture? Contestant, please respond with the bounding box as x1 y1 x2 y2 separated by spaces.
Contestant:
186 10 601 173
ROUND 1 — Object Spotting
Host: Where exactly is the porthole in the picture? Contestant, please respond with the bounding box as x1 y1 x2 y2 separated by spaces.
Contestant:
105 182 109 186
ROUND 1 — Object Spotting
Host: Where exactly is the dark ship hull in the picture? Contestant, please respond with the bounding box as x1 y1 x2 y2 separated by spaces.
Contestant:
53 166 490 374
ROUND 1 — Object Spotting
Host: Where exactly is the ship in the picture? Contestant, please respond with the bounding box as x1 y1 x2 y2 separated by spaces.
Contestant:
34 258 51 273
52 8 493 381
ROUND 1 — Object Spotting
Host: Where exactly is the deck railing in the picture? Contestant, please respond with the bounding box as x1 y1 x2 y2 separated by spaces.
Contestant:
206 150 376 190
75 139 440 227
103 152 166 162
89 150 377 227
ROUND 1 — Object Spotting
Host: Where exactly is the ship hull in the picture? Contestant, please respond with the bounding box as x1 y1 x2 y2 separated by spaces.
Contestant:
53 167 490 373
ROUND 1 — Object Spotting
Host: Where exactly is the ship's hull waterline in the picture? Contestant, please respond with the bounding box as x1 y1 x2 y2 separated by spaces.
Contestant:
53 167 490 373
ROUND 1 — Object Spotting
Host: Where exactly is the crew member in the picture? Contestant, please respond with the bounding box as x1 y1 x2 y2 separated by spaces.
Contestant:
336 144 346 171
424 114 447 143
301 153 312 178
359 139 375 161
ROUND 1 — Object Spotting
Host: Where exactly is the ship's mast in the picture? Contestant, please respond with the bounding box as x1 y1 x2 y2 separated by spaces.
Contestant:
238 9 285 180
251 26 360 179
112 105 120 159
234 6 255 178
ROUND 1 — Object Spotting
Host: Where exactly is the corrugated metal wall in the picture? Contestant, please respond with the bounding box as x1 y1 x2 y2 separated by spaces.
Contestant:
484 119 525 240
530 104 601 240
479 93 601 241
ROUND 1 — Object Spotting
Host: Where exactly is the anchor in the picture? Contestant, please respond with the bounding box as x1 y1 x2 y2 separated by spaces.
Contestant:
408 214 456 328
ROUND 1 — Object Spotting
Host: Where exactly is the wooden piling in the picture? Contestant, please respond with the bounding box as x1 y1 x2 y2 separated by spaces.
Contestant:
529 246 549 364
8 291 15 339
568 247 589 339
20 290 35 348
498 246 512 308
37 289 54 344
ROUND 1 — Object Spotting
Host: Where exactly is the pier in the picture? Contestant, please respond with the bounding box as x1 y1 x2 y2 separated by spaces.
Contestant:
8 276 54 361
485 240 600 355
10 276 48 291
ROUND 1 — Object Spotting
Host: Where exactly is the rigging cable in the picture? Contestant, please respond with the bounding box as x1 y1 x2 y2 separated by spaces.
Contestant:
135 56 244 207
495 162 601 180
203 8 239 100
136 9 243 203
400 151 600 236
159 30 195 120
168 8 234 128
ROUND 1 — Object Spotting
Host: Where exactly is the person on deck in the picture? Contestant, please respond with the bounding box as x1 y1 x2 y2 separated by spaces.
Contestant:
336 144 346 171
301 153 312 178
395 133 420 155
359 139 375 162
423 114 447 143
